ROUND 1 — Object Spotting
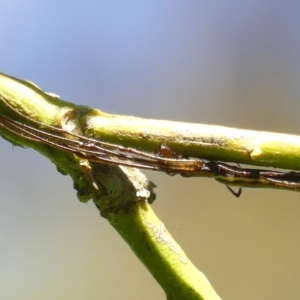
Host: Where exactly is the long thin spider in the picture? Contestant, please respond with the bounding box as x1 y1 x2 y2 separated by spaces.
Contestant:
1 96 300 195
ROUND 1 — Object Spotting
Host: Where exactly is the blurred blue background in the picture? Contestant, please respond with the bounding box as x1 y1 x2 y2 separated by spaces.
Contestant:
1 2 300 299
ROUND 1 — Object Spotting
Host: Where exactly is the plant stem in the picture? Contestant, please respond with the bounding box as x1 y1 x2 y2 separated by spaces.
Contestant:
2 71 300 299
106 200 222 300
81 108 300 171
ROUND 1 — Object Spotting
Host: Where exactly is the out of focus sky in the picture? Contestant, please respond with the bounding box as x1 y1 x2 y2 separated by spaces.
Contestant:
1 2 300 299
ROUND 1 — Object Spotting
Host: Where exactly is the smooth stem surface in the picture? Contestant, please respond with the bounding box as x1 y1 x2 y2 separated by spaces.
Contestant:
107 200 221 300
81 110 300 171
1 72 300 172
2 71 300 299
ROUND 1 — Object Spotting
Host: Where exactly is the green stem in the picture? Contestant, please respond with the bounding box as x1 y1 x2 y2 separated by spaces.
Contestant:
6 71 300 299
81 109 300 171
1 72 300 171
107 200 221 300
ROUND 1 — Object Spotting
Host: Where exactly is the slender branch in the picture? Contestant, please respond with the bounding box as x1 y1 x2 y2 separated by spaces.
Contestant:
2 71 300 298
2 73 300 174
108 200 222 300
81 102 300 172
